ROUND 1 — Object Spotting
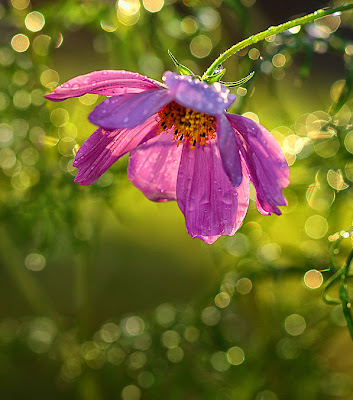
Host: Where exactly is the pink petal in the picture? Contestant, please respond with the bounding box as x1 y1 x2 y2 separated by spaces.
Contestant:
45 70 162 102
226 114 289 215
217 114 242 187
127 132 183 202
256 198 271 216
73 116 158 185
176 142 249 244
163 71 235 116
88 89 172 130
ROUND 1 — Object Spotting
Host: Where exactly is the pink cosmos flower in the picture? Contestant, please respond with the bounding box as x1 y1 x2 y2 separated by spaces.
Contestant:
45 70 289 244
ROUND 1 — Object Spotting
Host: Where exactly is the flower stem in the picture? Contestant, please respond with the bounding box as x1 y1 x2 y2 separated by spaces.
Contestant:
339 250 353 340
322 228 353 340
203 4 353 78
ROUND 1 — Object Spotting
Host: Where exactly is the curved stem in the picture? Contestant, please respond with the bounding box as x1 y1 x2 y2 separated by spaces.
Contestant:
203 4 353 78
340 250 353 340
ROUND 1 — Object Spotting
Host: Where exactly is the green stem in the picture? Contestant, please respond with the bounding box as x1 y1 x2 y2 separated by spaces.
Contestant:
339 250 353 340
203 4 353 78
322 230 351 305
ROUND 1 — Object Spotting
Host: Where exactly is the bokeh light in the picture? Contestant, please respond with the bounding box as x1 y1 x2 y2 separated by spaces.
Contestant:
284 314 306 336
190 35 212 58
11 0 30 10
227 346 245 366
143 0 164 13
305 215 329 239
11 34 30 52
118 0 140 16
210 351 230 372
121 385 141 400
25 11 45 32
32 35 51 56
25 253 46 271
304 269 323 289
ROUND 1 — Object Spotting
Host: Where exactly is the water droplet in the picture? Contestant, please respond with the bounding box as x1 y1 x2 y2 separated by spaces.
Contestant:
102 71 108 75
123 117 129 123
200 193 209 205
223 192 233 205
187 203 195 212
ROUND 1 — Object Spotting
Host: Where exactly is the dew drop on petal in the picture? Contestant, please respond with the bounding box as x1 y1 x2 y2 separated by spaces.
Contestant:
222 192 233 205
187 203 195 212
200 193 209 205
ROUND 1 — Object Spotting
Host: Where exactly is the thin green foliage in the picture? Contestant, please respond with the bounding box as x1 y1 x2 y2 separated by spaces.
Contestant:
322 228 353 340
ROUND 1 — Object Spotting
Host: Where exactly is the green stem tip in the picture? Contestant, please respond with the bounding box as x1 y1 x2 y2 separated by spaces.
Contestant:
203 3 353 78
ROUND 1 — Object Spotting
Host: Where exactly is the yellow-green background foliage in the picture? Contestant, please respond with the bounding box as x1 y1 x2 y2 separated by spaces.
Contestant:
1 0 353 399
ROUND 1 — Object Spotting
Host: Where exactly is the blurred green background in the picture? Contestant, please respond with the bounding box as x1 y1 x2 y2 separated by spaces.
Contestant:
1 0 353 399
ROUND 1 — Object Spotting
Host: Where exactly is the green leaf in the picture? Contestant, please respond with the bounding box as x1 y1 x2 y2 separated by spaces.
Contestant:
203 68 226 83
330 58 353 116
168 50 194 76
221 71 255 87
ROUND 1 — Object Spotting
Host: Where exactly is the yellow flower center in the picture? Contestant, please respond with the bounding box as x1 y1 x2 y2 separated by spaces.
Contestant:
157 101 216 150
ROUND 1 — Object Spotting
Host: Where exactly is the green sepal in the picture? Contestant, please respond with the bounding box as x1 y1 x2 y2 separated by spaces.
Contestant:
168 50 195 76
203 68 226 83
221 71 255 87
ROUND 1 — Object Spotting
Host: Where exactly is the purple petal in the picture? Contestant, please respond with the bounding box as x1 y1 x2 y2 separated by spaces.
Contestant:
88 89 172 130
256 198 270 216
163 71 235 116
73 116 158 185
176 142 249 244
217 114 242 187
227 114 289 215
127 132 183 202
45 70 162 102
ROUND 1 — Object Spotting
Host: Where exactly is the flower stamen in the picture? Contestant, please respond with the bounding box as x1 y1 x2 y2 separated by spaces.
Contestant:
158 101 216 150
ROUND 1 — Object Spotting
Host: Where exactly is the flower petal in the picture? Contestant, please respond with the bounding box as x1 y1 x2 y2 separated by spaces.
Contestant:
73 116 158 185
227 114 289 215
217 114 242 187
163 71 235 116
88 89 172 130
127 132 182 202
176 142 249 244
45 70 162 102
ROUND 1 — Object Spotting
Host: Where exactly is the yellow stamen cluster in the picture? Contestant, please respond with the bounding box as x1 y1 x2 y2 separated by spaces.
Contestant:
157 101 216 150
